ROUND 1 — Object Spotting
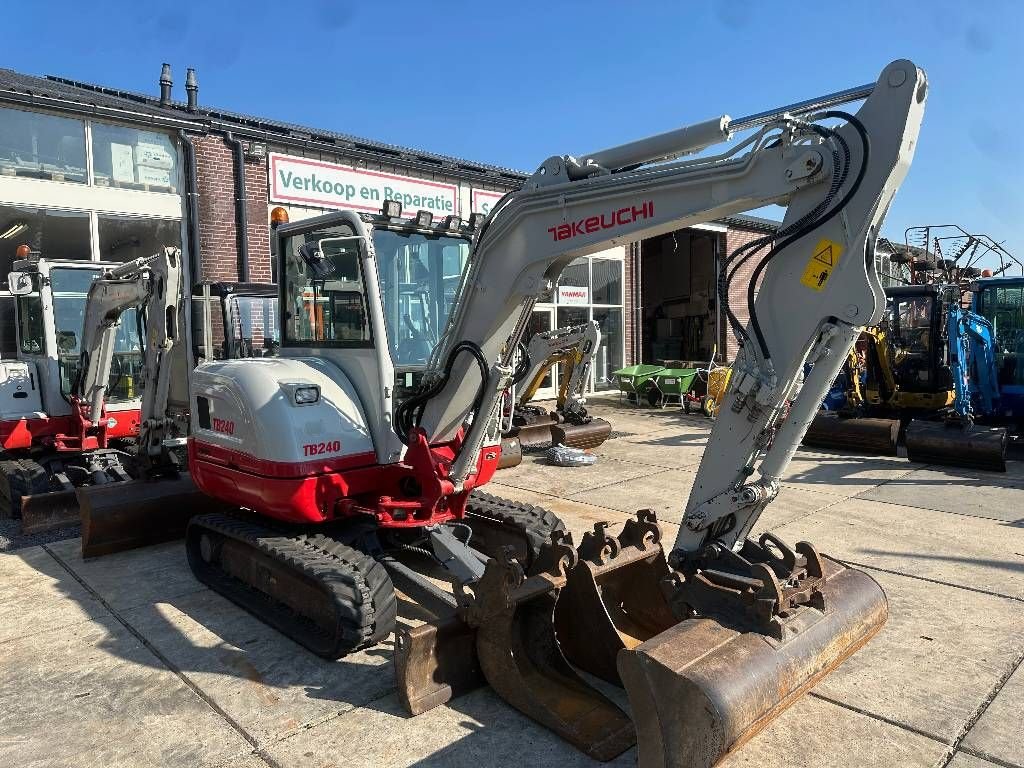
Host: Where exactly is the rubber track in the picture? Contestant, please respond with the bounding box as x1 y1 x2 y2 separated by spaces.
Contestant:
0 457 50 519
186 512 398 659
464 490 566 574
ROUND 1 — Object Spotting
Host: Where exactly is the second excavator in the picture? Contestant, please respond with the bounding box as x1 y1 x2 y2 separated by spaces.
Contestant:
81 60 927 768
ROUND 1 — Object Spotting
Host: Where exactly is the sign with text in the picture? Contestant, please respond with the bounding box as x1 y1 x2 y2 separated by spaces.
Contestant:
557 285 590 305
471 188 505 216
270 154 459 217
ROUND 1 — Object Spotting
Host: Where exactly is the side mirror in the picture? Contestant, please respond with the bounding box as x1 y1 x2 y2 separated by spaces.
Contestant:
298 242 336 280
7 271 35 295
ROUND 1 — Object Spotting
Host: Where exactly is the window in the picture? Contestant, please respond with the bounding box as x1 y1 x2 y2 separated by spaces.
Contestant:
0 106 86 184
91 124 178 192
375 229 472 366
226 295 280 358
593 307 624 389
0 206 91 277
592 258 622 304
978 285 1024 387
97 215 181 262
17 292 45 354
49 267 142 402
282 225 372 346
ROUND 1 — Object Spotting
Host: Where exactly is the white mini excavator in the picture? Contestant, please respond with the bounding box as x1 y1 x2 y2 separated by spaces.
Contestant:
80 61 926 768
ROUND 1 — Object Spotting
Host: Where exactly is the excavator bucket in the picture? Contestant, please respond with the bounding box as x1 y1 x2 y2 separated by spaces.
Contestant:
905 420 1007 472
79 472 229 558
513 414 613 452
803 411 899 455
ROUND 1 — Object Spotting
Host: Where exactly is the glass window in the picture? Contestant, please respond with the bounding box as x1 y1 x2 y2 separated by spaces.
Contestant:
225 294 280 358
592 307 623 390
91 124 177 192
592 258 622 304
557 306 589 329
97 216 181 262
0 297 15 358
375 229 472 366
0 106 86 183
978 285 1024 387
281 224 372 346
17 293 45 354
556 258 589 304
49 267 142 403
0 206 91 276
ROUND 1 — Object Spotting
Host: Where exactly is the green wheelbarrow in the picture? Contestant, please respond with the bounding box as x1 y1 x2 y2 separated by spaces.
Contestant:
646 367 699 407
612 364 666 405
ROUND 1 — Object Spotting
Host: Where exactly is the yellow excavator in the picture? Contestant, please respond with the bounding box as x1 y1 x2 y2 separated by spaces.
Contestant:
507 320 612 451
76 61 926 768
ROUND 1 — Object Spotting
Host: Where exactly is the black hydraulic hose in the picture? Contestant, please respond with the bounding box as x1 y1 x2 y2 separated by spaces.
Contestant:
224 132 250 282
394 340 489 446
512 340 531 385
746 111 869 360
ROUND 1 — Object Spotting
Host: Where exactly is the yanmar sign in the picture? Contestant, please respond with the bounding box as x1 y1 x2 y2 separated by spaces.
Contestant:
548 201 654 241
270 154 458 217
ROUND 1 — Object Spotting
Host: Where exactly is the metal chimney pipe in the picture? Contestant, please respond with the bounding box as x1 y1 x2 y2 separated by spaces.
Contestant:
185 68 198 112
159 63 173 106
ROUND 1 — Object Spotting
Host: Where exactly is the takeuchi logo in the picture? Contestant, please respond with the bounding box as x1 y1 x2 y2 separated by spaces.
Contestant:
547 201 654 241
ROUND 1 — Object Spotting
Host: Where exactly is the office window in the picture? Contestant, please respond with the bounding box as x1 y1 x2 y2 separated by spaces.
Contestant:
0 106 86 183
91 124 177 192
0 205 91 276
97 216 181 262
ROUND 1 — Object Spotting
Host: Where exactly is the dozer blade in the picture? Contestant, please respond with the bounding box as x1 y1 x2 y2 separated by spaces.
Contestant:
905 419 1007 472
803 411 899 455
20 489 80 535
396 613 485 715
514 420 560 451
618 553 887 768
80 472 229 558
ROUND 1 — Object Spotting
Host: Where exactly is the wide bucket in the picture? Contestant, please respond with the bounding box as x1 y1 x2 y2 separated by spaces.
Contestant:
79 472 230 558
618 559 888 768
552 418 612 450
905 420 1007 472
803 412 899 455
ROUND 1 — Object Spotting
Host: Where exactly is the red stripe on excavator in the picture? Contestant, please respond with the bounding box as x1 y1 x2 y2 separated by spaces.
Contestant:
0 411 141 451
189 439 378 478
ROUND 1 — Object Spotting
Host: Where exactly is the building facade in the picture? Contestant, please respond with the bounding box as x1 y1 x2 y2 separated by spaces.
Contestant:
0 65 774 397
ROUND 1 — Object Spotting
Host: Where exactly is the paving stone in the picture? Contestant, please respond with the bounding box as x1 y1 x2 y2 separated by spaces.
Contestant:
774 498 1024 599
592 431 707 469
812 568 1024 741
946 751 1008 768
494 454 657 498
859 467 1024 523
567 469 695 524
265 688 634 768
962 655 1024 766
0 545 66 600
777 450 919 498
121 589 396 747
212 753 273 768
0 615 251 767
718 693 946 768
0 547 106 643
46 537 204 612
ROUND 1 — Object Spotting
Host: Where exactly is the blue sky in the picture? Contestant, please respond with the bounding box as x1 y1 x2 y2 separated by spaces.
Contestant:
3 0 1022 268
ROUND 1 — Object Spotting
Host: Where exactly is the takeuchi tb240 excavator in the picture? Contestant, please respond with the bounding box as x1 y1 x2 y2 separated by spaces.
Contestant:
81 61 926 768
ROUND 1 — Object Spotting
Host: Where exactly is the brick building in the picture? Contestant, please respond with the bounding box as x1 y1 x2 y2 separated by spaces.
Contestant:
0 64 775 397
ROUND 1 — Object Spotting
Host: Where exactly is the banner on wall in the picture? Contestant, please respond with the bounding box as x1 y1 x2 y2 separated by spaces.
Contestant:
470 188 504 215
269 153 459 217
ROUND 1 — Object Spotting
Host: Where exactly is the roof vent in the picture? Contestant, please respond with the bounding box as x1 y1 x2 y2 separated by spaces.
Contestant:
185 68 198 112
159 63 173 106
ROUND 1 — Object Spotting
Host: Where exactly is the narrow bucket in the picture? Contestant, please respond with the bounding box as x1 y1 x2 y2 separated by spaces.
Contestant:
618 558 888 768
905 420 1007 472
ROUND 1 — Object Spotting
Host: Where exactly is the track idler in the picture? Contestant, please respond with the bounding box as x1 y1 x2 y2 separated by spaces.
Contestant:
905 419 1007 472
803 411 899 455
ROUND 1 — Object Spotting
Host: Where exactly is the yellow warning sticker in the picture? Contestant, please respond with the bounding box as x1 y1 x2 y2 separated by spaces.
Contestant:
800 238 844 291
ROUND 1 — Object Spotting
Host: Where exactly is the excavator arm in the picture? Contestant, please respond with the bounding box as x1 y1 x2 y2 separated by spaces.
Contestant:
517 320 601 418
75 247 184 463
414 60 926 557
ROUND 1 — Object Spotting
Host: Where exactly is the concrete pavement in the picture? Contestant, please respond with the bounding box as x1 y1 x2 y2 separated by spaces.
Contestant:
0 396 1020 768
